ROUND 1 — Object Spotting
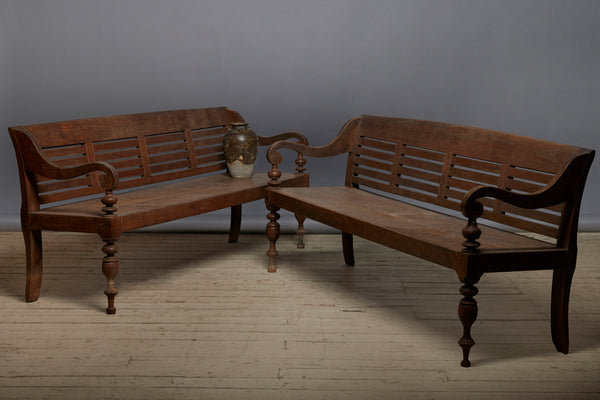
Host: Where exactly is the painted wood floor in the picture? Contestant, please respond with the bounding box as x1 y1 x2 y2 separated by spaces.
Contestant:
0 231 598 399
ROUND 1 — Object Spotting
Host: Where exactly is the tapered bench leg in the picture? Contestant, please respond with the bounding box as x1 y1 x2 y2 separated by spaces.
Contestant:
23 228 43 302
229 205 242 243
342 232 355 266
295 213 306 249
101 238 119 314
458 281 479 367
551 265 575 354
266 205 280 273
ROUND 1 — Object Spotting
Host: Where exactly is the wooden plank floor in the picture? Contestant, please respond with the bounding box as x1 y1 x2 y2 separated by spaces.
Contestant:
0 231 598 399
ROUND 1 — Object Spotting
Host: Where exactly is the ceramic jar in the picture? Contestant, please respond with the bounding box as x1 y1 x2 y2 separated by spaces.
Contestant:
223 122 258 178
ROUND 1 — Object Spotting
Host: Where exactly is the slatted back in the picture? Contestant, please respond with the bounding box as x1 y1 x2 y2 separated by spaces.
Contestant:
347 115 592 238
16 107 243 205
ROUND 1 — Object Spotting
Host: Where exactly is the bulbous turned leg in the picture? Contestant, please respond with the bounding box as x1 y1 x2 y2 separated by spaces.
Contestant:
294 213 306 249
458 282 479 367
229 205 242 243
342 232 355 266
551 265 575 354
266 206 280 273
101 239 119 314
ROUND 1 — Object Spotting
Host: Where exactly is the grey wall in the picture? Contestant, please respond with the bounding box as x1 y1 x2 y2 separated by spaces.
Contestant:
1 0 599 232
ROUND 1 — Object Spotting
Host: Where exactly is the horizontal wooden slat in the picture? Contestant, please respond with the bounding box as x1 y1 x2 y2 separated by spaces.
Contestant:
38 186 100 204
354 166 391 183
146 142 188 155
103 158 142 170
93 137 140 152
501 203 562 226
148 150 190 165
508 166 555 185
37 176 92 194
94 148 141 162
353 157 393 172
196 153 225 166
194 135 223 147
190 126 227 139
505 178 546 193
400 156 444 173
401 145 446 163
194 144 223 156
149 159 191 174
358 136 396 153
43 144 86 159
49 155 89 167
397 166 441 184
396 176 439 195
355 148 395 163
144 131 186 145
451 155 502 174
448 166 500 186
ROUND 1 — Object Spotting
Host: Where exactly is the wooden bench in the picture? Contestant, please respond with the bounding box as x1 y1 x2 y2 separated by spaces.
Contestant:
9 107 309 314
264 115 595 367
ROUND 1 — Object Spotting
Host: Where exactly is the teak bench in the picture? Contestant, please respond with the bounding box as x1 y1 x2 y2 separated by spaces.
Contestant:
9 107 309 314
264 115 594 367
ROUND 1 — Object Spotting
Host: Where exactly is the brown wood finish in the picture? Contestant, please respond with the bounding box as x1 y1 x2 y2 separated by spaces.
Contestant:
9 107 310 314
264 115 595 367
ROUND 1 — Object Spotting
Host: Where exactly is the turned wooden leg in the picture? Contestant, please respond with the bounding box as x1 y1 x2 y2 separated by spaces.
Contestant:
458 282 479 367
101 239 119 314
266 206 280 273
23 228 43 302
342 232 355 266
229 204 242 243
295 213 306 249
551 265 575 354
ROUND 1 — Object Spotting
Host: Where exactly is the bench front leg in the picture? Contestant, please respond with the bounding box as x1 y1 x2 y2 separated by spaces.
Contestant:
458 277 481 367
266 204 280 273
101 238 120 314
98 214 120 314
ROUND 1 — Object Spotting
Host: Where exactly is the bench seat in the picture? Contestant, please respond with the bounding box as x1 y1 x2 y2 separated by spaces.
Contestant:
267 186 565 279
32 172 305 232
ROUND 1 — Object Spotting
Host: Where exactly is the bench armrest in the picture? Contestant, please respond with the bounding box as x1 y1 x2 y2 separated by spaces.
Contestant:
460 152 594 252
267 117 360 186
10 128 120 214
258 131 308 147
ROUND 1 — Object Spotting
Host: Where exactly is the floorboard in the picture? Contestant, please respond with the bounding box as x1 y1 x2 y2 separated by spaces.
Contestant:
0 231 598 399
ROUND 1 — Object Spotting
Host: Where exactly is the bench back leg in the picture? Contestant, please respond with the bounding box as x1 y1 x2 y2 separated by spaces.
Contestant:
23 228 43 302
342 232 355 266
551 265 575 354
295 213 306 249
228 205 242 243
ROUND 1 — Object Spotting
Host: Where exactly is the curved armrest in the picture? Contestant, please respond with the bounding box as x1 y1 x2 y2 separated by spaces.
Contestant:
267 117 360 165
460 151 594 252
461 152 593 219
258 131 308 147
11 128 119 191
266 117 360 186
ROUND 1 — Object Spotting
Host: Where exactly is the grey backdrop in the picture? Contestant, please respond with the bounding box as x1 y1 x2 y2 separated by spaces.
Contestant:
1 0 598 233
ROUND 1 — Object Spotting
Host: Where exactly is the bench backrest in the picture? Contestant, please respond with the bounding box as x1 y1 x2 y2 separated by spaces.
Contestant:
345 115 594 239
10 107 244 205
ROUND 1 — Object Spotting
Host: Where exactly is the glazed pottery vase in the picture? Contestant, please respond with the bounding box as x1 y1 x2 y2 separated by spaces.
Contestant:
223 122 258 178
